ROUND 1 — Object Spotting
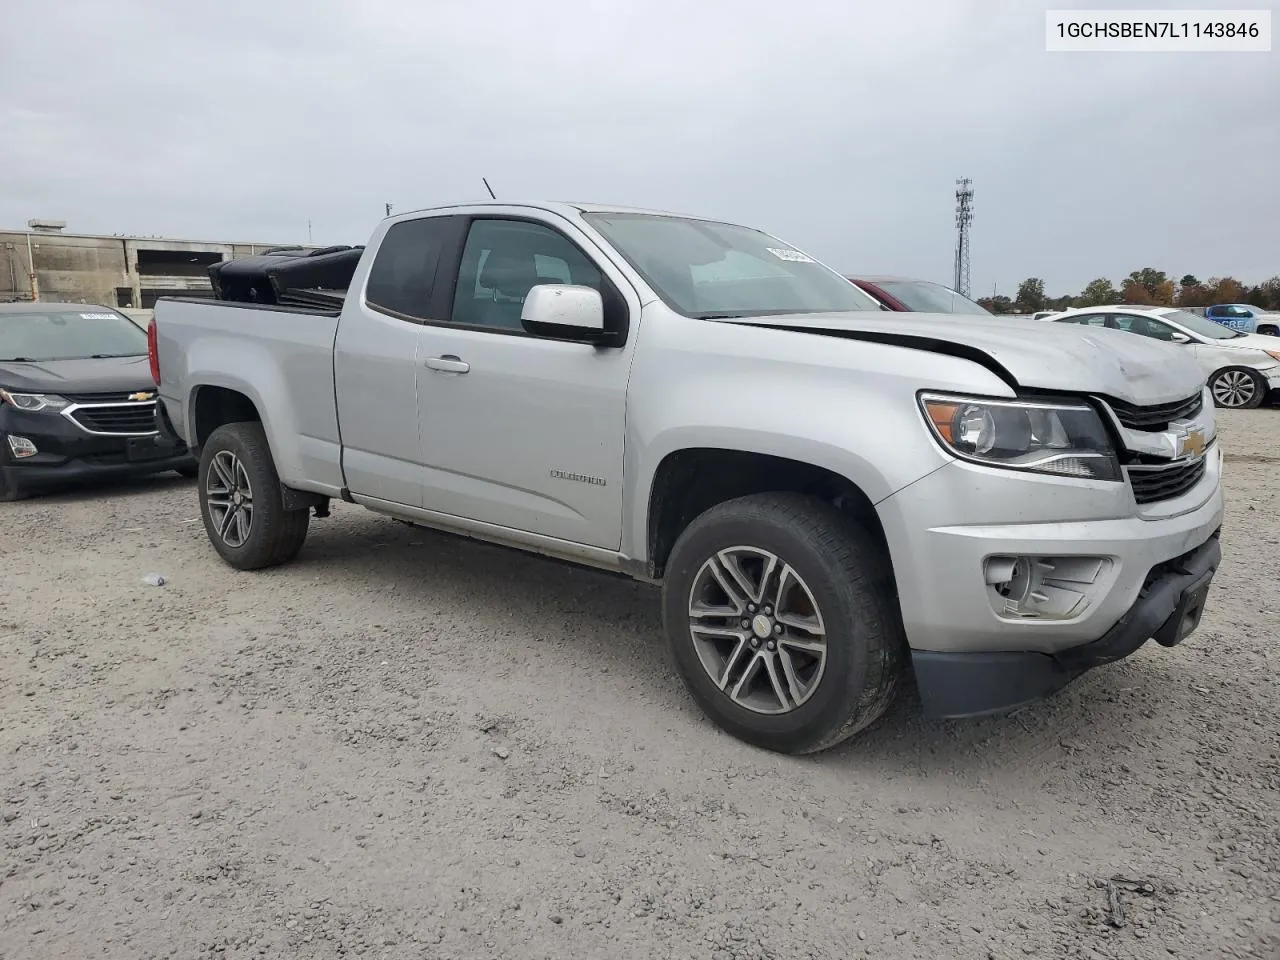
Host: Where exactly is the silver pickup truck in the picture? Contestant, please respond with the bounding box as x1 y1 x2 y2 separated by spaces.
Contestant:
150 201 1224 754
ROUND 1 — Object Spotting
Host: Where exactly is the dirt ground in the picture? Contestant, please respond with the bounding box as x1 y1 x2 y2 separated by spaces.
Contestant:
2 410 1277 960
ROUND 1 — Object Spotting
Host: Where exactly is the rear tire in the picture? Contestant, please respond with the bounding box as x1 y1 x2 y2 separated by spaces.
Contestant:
661 491 907 755
198 422 309 570
1258 325 1278 337
1209 367 1266 409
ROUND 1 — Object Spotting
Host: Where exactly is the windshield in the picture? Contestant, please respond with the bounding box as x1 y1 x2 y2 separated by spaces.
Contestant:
872 279 992 315
581 212 882 318
0 307 148 361
1157 308 1247 340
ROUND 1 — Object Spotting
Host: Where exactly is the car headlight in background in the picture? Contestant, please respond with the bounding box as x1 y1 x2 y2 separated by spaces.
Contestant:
0 389 70 412
919 393 1121 482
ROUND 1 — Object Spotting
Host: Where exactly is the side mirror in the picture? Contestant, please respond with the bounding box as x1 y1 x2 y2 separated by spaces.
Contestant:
1170 332 1191 344
521 284 608 342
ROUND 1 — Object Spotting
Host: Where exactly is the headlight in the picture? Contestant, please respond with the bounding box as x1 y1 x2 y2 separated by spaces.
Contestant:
0 389 71 412
919 393 1120 482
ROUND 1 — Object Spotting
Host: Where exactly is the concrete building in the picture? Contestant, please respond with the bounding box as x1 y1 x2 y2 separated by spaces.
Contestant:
1 219 315 312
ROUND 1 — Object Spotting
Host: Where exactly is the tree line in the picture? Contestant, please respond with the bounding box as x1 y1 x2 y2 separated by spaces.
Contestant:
976 271 1280 315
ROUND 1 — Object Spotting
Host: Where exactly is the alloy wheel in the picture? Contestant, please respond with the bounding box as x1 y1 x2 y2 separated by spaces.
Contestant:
205 450 254 548
686 546 828 715
1212 370 1258 408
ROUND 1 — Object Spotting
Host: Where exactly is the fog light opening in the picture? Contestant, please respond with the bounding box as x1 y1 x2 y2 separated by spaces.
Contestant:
984 554 1110 621
6 435 37 459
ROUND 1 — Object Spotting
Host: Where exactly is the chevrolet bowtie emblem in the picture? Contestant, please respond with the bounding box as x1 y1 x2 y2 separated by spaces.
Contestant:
1181 427 1205 459
128 391 155 402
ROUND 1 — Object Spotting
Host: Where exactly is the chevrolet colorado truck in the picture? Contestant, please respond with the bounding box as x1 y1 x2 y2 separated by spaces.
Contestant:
149 202 1224 754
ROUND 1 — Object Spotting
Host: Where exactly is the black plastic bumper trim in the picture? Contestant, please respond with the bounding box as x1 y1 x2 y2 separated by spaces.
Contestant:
912 531 1222 719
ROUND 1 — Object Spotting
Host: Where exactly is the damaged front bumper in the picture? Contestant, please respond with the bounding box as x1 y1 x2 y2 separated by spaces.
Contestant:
911 530 1222 718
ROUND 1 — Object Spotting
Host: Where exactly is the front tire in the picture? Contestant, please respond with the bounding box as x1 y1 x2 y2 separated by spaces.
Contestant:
1257 325 1278 337
198 422 309 570
661 492 907 755
1209 367 1266 409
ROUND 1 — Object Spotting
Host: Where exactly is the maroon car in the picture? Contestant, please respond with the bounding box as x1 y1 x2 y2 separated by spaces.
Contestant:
848 275 992 315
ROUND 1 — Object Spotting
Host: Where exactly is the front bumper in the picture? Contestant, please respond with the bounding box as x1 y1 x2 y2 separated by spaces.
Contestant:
1 405 195 497
911 531 1221 717
1264 368 1280 400
875 447 1225 718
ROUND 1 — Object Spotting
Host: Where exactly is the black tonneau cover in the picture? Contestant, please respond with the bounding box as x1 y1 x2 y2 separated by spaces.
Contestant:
208 245 363 308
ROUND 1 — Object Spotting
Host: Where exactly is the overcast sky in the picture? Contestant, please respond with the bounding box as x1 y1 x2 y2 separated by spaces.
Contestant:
1 0 1276 296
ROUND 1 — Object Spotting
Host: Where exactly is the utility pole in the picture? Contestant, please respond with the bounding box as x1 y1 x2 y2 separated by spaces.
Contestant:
26 232 39 301
953 177 974 298
385 203 393 216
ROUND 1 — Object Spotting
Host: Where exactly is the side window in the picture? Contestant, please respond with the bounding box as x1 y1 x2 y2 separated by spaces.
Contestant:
1122 316 1175 340
1061 313 1107 326
451 219 604 331
365 217 453 320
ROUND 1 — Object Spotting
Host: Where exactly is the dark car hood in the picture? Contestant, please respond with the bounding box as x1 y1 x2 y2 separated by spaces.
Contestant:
717 311 1207 406
0 355 155 395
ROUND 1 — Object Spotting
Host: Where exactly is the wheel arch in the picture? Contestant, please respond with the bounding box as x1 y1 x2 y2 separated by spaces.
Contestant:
643 447 893 582
190 384 263 451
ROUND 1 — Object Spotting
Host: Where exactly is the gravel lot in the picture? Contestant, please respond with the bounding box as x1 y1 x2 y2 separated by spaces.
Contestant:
2 409 1277 960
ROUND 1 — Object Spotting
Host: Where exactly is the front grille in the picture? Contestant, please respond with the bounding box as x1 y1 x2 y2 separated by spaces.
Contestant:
68 401 158 435
1106 393 1203 431
62 390 152 404
1127 457 1207 504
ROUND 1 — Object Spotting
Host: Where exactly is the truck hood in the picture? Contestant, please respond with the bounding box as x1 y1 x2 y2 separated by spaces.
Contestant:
0 355 155 395
716 311 1207 406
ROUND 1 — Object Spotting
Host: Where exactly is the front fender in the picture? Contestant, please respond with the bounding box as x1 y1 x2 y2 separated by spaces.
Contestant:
619 316 1013 562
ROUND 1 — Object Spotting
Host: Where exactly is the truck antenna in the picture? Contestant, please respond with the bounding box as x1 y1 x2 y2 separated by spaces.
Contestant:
482 177 497 200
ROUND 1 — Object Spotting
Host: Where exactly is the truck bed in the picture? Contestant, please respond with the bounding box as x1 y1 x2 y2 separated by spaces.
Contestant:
160 296 342 318
152 296 346 495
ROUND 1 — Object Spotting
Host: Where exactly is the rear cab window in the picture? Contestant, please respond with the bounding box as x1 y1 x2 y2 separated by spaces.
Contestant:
364 217 457 321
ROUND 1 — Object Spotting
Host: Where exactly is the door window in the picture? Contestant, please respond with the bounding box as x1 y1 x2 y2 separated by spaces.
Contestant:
450 219 605 331
1111 314 1178 340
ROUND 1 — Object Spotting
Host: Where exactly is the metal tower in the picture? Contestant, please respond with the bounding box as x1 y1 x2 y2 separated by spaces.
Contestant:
953 177 974 297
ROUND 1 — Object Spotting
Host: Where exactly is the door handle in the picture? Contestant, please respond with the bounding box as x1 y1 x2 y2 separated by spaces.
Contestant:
425 355 470 374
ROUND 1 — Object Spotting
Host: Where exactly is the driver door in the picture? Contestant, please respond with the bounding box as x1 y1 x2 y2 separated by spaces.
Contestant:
414 216 636 550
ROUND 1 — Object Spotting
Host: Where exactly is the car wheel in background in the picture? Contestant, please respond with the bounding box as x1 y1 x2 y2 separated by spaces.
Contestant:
198 422 310 570
1209 367 1266 409
661 491 907 754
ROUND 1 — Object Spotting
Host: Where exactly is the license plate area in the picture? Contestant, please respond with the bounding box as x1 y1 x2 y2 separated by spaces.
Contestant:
125 435 171 461
1153 570 1214 647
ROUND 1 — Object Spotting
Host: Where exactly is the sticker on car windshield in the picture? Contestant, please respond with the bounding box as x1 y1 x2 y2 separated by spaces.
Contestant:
766 247 814 263
80 312 118 320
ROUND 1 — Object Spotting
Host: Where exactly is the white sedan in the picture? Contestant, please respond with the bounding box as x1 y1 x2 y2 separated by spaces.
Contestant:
1051 305 1280 409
